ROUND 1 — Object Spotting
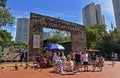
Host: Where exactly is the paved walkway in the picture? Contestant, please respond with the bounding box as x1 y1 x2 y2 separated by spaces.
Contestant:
0 61 120 78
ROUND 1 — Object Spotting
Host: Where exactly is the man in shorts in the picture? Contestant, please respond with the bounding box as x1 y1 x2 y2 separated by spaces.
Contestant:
74 50 82 74
82 51 89 72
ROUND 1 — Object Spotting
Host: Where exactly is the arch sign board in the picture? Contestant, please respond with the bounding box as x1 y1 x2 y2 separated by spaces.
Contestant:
29 13 87 59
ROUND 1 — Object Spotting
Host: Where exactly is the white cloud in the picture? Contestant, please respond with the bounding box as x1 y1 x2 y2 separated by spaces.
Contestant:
11 0 115 31
33 8 81 23
89 0 115 30
12 10 30 19
12 25 16 29
93 0 114 16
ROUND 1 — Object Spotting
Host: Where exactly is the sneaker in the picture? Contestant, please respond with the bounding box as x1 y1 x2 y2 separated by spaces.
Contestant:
61 71 64 74
83 70 86 72
75 72 80 74
61 71 64 75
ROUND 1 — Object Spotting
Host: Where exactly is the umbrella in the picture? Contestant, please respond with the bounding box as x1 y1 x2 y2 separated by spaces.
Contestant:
45 43 65 51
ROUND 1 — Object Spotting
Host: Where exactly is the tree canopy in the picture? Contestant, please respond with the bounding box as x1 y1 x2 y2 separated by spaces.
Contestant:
86 24 107 49
0 29 13 47
0 0 15 28
86 24 120 60
48 29 70 43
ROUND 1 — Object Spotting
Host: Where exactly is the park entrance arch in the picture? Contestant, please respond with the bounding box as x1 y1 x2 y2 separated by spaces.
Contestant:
28 13 87 59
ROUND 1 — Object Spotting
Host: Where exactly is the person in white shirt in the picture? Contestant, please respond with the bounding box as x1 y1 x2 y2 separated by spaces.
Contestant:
114 53 118 61
53 52 59 65
82 51 89 72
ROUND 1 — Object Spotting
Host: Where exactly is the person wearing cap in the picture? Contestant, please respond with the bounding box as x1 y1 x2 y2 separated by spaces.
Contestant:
20 49 25 66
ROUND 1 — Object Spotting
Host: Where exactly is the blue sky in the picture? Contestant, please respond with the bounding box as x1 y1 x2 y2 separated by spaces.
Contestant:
2 0 115 40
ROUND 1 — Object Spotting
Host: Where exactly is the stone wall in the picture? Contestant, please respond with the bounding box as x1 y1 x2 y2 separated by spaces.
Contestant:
28 13 87 60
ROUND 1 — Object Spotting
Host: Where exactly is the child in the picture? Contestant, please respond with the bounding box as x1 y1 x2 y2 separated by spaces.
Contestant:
93 55 104 72
66 56 74 72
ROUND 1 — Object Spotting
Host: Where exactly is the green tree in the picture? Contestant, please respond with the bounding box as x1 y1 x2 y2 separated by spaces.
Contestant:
86 26 98 49
0 29 13 48
0 45 2 57
86 24 120 60
0 0 15 28
48 29 70 43
14 42 27 52
86 24 107 49
0 29 12 59
108 28 120 52
99 28 120 60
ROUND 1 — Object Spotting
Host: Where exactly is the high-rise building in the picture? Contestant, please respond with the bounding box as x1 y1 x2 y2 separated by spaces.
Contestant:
112 0 120 28
15 18 50 44
15 18 30 44
82 2 105 26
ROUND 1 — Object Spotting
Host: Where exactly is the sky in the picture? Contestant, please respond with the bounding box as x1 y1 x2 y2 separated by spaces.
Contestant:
2 0 115 40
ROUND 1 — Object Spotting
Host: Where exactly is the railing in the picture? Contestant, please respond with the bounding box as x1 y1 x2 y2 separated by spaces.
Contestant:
11 53 20 63
2 53 20 63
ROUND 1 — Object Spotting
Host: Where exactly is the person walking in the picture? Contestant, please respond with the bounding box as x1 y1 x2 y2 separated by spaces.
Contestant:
114 53 118 61
24 50 28 69
92 54 104 72
111 52 115 66
20 49 24 66
74 50 81 74
82 51 89 72
91 52 97 70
